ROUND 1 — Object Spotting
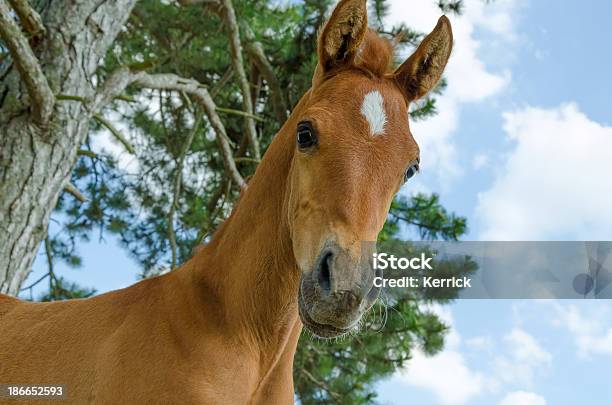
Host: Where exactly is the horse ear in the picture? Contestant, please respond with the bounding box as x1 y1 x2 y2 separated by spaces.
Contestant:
316 0 368 73
394 16 453 102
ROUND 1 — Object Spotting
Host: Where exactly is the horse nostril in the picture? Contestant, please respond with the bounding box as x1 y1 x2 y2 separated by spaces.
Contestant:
317 251 333 294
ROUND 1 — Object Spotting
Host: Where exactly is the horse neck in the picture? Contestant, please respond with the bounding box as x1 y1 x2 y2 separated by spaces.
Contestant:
187 103 306 355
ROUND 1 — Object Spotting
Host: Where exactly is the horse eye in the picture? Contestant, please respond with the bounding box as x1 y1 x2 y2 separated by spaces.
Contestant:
297 122 317 149
404 162 419 183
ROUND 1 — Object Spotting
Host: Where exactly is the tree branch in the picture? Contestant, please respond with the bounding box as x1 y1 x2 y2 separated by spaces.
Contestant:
19 271 49 292
7 0 45 37
299 368 343 402
132 73 247 189
0 0 54 125
92 113 135 154
168 115 201 269
177 0 219 5
94 68 247 189
77 149 98 159
216 0 261 160
64 182 88 203
216 106 263 122
243 24 288 122
210 66 233 98
92 66 136 111
44 236 59 299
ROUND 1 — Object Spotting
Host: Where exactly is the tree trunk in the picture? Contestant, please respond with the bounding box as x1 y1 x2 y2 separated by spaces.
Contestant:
0 0 138 295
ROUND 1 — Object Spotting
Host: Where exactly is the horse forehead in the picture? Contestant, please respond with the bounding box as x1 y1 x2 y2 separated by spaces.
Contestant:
313 75 407 137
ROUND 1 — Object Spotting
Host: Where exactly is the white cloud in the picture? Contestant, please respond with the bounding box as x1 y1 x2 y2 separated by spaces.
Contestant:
395 305 553 404
472 153 490 170
387 0 517 187
494 328 551 387
399 349 486 405
477 103 612 240
395 304 493 404
465 335 495 352
500 391 547 405
551 302 612 358
505 329 551 364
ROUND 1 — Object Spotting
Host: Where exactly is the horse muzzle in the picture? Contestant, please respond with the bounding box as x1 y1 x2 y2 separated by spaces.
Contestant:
298 241 380 338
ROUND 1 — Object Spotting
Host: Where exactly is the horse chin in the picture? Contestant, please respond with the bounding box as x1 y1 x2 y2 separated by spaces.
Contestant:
297 285 360 339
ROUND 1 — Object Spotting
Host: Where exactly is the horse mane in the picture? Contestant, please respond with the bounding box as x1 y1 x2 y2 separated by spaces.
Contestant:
353 29 395 78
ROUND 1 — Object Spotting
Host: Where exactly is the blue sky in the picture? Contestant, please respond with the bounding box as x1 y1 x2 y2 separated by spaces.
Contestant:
21 0 612 404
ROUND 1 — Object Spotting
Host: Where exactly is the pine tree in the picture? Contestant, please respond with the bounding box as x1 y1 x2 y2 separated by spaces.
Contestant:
4 0 469 402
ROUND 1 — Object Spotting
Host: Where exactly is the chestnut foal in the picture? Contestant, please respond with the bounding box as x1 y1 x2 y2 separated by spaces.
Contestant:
0 0 452 403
